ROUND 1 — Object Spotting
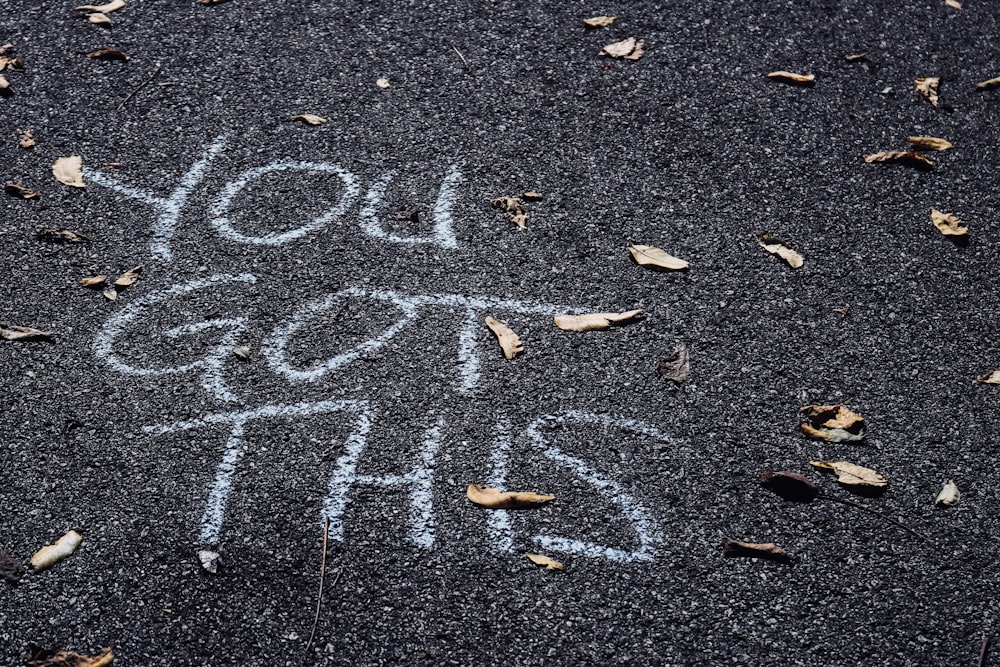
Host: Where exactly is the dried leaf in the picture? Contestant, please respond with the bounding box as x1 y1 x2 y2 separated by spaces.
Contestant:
976 370 1000 384
80 275 108 288
233 345 251 360
600 37 644 61
756 234 803 269
525 553 564 570
36 228 90 243
198 0 230 5
521 191 543 201
863 150 933 171
53 156 86 188
845 53 867 62
24 645 114 667
945 0 962 8
915 76 940 107
19 129 35 149
553 309 644 332
5 182 40 199
85 47 129 61
657 344 690 383
103 287 118 302
88 13 112 26
376 77 390 89
810 460 888 488
0 547 24 584
0 75 10 92
0 323 53 341
931 208 967 237
113 265 143 288
976 76 1000 91
466 484 554 509
627 244 689 271
0 44 21 72
760 471 820 503
292 113 328 126
799 404 866 443
721 538 791 563
583 15 619 28
30 531 82 571
485 316 523 359
74 0 125 12
198 549 221 574
935 480 960 507
489 196 527 229
766 71 815 86
907 136 953 151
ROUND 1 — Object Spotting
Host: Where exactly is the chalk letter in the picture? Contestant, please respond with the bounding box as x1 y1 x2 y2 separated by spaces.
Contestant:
358 165 463 248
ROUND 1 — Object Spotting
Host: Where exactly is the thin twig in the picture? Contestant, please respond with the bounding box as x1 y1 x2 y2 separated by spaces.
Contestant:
450 43 469 68
979 633 991 667
822 495 933 544
117 62 165 111
305 517 331 654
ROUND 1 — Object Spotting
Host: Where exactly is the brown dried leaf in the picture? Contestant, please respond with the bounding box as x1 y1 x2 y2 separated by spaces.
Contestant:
88 13 112 26
627 244 689 271
80 275 108 288
553 309 644 332
19 129 35 149
863 150 933 171
113 265 143 288
85 47 129 61
292 113 328 126
799 404 866 442
103 287 118 302
760 471 819 503
756 234 803 269
0 323 53 341
521 191 543 201
583 15 619 28
766 71 815 86
74 0 125 12
721 538 791 563
0 44 21 72
525 553 564 570
4 182 40 199
36 228 90 243
600 37 644 60
915 76 940 107
976 76 1000 91
489 196 528 229
485 316 523 359
657 344 690 383
24 645 114 667
53 156 86 188
976 370 1000 384
198 0 230 4
0 547 24 584
810 460 887 487
945 0 962 8
907 136 953 151
931 208 967 237
466 484 554 509
845 53 867 62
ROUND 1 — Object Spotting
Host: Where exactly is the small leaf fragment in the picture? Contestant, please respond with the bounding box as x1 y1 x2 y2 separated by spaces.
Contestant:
73 0 125 12
756 234 803 269
583 15 619 28
375 77 390 89
907 136 953 151
4 182 40 199
934 480 960 507
0 547 25 584
198 0 231 5
30 530 82 571
485 316 523 360
721 538 791 563
600 37 644 60
36 228 90 243
863 150 933 171
113 265 143 288
88 13 112 26
467 484 554 509
810 460 887 488
53 156 86 188
292 113 328 126
627 244 689 271
976 76 1000 91
930 208 968 237
945 0 962 9
489 196 528 229
657 344 690 383
915 76 940 107
799 404 866 443
553 309 644 332
521 191 543 201
0 323 53 341
0 75 10 93
845 53 867 62
233 345 251 360
85 47 129 61
525 553 564 570
198 549 221 574
80 275 108 287
766 71 815 86
19 129 35 149
976 370 1000 384
24 645 114 667
760 471 819 503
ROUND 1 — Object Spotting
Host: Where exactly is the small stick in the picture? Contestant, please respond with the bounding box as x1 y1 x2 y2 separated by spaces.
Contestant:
979 633 991 667
304 517 331 654
117 62 164 110
450 43 469 68
822 495 933 544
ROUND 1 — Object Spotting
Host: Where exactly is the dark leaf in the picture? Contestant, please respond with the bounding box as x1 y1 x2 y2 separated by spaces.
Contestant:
760 471 819 502
657 344 689 383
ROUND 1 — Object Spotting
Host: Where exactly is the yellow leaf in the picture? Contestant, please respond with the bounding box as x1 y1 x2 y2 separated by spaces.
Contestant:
30 530 83 571
930 208 967 237
915 77 940 107
799 404 866 442
976 370 1000 384
755 234 803 269
907 136 953 151
935 480 960 507
583 15 619 28
53 156 86 188
525 553 564 570
810 460 888 487
485 316 523 359
73 0 125 12
863 150 933 171
80 275 108 287
600 37 644 60
466 484 554 509
976 76 1000 91
553 309 644 332
766 71 815 86
292 114 328 126
628 244 689 271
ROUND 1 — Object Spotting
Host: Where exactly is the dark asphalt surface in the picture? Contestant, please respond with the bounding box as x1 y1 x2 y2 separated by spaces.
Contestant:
3 0 1000 665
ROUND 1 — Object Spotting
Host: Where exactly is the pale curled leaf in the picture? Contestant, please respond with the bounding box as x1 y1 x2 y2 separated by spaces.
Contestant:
945 0 962 9
976 370 1000 384
810 460 887 488
583 15 619 28
907 136 953 151
657 344 689 383
30 531 82 571
931 208 967 237
4 182 40 199
292 113 328 126
863 150 933 171
88 13 112 26
553 309 644 332
525 553 564 570
915 77 940 107
721 538 791 563
0 75 9 92
799 404 866 443
600 37 644 60
24 646 114 667
80 275 108 287
103 287 118 302
74 0 125 12
113 265 143 288
521 191 543 201
628 244 689 271
36 228 90 243
756 234 803 269
467 484 554 509
376 77 390 89
198 549 221 574
233 345 251 360
485 316 523 359
766 71 815 86
935 480 960 507
976 76 1000 91
0 323 53 341
53 156 86 188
